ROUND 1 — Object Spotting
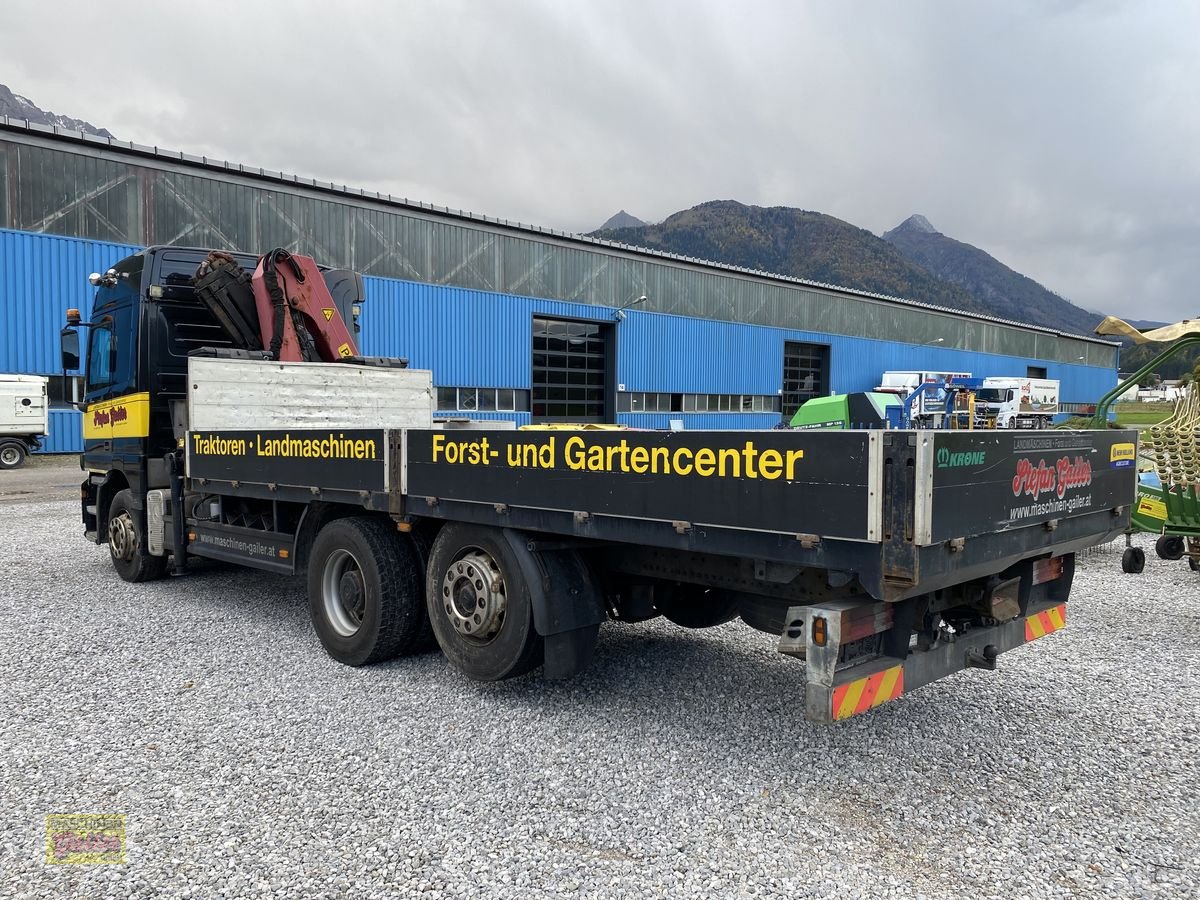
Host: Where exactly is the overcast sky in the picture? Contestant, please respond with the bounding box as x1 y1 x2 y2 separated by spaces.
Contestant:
5 0 1199 321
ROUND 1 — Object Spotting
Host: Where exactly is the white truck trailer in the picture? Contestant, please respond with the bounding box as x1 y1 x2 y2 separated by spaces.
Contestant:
0 374 49 468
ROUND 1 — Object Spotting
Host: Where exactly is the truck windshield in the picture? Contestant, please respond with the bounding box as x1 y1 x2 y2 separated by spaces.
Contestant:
976 389 1003 402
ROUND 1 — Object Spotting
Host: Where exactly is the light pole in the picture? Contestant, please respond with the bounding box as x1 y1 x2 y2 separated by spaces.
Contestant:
614 295 647 321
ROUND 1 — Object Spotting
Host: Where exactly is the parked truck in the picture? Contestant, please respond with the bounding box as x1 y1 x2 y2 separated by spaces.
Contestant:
0 373 49 468
975 377 1060 429
59 246 1136 722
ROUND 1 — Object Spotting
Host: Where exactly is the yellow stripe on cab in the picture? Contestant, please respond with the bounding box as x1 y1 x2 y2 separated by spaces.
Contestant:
83 392 151 440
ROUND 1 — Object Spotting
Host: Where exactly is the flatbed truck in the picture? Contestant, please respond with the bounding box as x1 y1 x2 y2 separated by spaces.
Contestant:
61 246 1137 722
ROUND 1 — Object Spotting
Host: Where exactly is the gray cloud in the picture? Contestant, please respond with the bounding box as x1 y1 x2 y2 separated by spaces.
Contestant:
5 0 1198 320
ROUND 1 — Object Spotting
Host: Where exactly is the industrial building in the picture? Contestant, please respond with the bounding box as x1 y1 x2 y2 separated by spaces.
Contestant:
0 117 1118 453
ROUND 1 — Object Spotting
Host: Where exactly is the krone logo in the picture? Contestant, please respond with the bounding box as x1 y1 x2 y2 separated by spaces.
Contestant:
936 447 986 468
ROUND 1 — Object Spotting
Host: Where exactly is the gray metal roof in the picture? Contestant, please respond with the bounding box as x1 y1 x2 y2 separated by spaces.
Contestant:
0 116 1118 348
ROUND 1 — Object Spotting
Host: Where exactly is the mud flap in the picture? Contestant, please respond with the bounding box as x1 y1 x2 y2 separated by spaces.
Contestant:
501 528 605 679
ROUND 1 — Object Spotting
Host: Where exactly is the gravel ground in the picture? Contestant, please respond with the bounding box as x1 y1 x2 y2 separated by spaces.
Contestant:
1 485 1197 898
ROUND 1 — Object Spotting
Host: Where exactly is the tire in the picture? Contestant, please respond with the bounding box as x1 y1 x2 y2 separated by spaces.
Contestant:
425 524 542 682
108 489 168 583
308 516 427 666
1121 546 1146 575
739 593 793 635
656 583 741 629
0 442 27 469
1155 535 1186 561
404 526 439 652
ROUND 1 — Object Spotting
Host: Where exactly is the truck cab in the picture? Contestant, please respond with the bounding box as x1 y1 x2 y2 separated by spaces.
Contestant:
975 377 1060 429
63 246 363 551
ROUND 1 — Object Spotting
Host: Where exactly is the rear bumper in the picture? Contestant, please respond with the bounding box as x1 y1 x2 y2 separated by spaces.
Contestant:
786 598 1067 723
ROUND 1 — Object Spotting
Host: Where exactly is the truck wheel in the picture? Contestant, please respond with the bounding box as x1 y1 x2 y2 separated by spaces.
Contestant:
108 489 168 583
657 583 741 628
0 442 27 469
1120 547 1146 574
425 524 542 681
1155 535 1185 561
308 516 426 666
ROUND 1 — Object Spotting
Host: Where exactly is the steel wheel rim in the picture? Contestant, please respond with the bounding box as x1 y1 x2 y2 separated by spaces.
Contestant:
109 511 137 562
0 447 19 466
440 548 506 644
322 548 366 637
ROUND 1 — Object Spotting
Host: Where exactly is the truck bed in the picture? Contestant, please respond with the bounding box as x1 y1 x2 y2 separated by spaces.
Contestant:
185 426 1136 602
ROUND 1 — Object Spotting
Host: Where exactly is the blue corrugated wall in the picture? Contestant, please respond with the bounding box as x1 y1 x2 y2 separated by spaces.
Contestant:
0 229 1119 453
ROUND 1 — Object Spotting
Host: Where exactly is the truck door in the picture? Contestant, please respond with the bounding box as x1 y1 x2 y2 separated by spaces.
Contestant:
82 303 143 475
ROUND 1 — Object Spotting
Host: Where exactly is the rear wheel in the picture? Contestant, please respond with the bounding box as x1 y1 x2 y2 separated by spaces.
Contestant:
426 524 542 681
1155 535 1185 561
0 442 27 469
1121 546 1146 575
308 516 426 665
108 489 168 583
656 583 741 629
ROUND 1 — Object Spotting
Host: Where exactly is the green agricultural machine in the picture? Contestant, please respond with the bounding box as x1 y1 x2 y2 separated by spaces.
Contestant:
1091 318 1200 573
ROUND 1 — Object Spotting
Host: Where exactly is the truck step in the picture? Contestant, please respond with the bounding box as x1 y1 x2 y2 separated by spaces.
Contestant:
84 530 98 543
86 505 97 516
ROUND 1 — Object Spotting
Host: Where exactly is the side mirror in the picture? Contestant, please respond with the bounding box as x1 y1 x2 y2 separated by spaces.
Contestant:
60 327 81 371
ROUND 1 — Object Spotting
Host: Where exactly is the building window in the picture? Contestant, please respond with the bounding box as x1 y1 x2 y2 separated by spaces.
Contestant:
532 317 611 422
676 394 781 413
1027 366 1047 378
783 341 830 418
435 387 530 413
616 392 677 413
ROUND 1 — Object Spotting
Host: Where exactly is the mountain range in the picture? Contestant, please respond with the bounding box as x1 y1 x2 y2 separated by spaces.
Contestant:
591 203 1193 376
0 83 113 138
591 202 1105 336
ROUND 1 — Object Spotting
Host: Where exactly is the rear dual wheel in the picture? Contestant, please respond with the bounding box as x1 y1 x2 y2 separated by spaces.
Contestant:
655 583 741 629
308 517 432 665
425 524 542 682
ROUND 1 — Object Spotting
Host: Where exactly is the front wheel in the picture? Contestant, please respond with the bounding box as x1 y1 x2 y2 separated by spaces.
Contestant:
108 489 168 583
308 516 428 666
1121 546 1146 575
425 524 542 681
0 442 27 469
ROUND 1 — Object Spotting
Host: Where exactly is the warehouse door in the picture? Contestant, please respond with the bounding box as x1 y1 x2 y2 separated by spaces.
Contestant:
782 341 830 419
531 317 613 423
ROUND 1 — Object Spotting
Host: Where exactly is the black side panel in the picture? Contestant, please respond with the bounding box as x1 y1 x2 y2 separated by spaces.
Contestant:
923 430 1137 542
406 430 875 540
187 429 388 493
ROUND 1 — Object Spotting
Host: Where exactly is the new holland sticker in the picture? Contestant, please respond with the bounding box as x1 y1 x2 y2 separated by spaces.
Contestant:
1110 442 1136 468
